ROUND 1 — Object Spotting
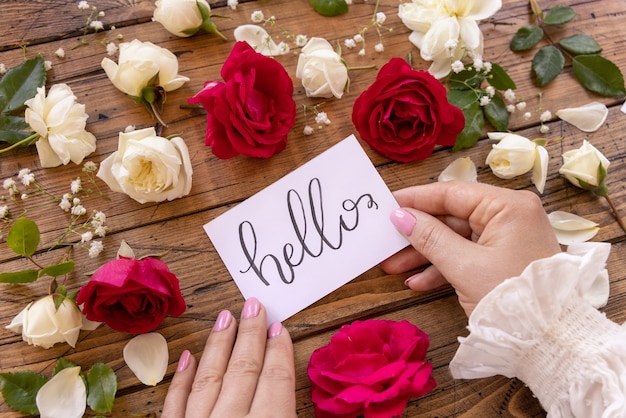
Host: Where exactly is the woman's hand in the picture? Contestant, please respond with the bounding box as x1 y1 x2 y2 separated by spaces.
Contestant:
162 297 296 417
382 181 561 316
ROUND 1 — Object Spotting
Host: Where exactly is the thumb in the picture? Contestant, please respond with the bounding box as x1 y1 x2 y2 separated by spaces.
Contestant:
390 208 477 281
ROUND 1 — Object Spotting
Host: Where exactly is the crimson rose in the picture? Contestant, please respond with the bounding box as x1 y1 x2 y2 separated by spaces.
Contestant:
188 41 296 159
308 319 437 418
76 257 186 334
352 58 464 163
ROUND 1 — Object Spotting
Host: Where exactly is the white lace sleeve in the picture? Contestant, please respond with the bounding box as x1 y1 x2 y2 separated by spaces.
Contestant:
449 242 626 417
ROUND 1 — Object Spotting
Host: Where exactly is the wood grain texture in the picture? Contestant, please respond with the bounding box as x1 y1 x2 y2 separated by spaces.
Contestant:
1 0 625 416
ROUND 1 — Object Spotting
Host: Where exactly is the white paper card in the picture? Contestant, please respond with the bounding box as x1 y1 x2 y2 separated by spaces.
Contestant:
204 135 409 324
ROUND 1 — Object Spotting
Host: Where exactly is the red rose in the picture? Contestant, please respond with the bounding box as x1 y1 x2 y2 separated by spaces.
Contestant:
307 319 437 418
352 58 465 163
76 257 186 334
188 41 296 159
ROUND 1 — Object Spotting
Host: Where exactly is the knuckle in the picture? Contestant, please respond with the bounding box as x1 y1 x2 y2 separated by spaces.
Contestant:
414 222 442 254
225 357 263 378
190 370 223 393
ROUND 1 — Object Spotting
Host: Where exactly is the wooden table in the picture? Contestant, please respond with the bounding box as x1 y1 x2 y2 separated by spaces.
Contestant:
1 0 625 416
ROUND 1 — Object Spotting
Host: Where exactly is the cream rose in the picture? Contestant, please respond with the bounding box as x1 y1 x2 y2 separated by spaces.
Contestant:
6 295 84 349
153 0 208 37
101 39 189 97
485 132 537 179
296 37 348 99
97 127 193 203
559 140 610 189
24 84 96 168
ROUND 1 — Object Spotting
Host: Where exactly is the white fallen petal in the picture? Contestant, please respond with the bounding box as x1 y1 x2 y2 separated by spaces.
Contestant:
36 366 86 418
532 145 549 194
438 157 478 182
234 24 284 56
556 102 608 132
123 332 169 386
548 211 599 245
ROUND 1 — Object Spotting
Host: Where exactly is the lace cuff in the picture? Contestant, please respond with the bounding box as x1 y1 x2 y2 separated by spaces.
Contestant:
449 242 626 416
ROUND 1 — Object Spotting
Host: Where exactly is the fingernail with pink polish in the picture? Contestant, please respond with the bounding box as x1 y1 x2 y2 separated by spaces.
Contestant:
390 208 416 236
268 322 283 339
177 349 191 372
242 297 261 319
404 273 420 287
214 310 232 331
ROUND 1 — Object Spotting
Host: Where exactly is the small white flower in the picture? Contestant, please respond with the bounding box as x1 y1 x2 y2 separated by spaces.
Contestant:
303 125 314 135
98 11 105 17
485 86 495 97
63 193 73 200
44 60 52 71
2 178 15 190
473 56 483 70
78 1 90 10
73 197 81 205
55 48 65 58
353 34 363 43
89 20 104 30
20 193 28 200
227 0 238 9
483 62 492 73
451 60 464 74
344 38 356 49
124 125 136 133
88 240 104 258
295 34 308 47
315 112 331 125
92 211 106 225
95 225 107 237
82 161 97 172
523 111 532 120
504 89 516 102
444 38 458 50
516 101 527 110
106 42 118 56
0 63 6 75
70 178 82 194
278 42 290 54
71 205 86 216
376 12 386 24
17 168 34 184
374 42 384 52
506 104 516 113
540 125 550 134
540 110 552 122
0 205 8 218
251 10 264 23
479 96 491 106
59 198 72 212
81 231 93 243
358 48 365 56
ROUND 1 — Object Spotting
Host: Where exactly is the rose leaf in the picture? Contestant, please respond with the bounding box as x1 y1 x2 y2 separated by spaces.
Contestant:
0 371 48 415
0 56 46 115
38 260 75 278
7 217 40 257
0 115 34 145
53 358 79 376
453 102 484 151
487 63 517 90
87 363 117 414
510 25 544 51
310 0 348 16
543 5 576 25
559 34 602 55
572 55 626 97
0 269 39 284
532 45 565 87
448 66 484 90
484 94 509 132
447 89 478 110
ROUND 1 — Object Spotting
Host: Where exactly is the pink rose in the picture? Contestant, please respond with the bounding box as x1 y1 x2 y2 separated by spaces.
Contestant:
308 319 437 418
352 58 465 163
188 41 296 159
76 257 186 334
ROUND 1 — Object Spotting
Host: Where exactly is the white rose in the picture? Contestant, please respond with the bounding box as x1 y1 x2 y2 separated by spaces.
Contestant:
559 140 610 189
153 0 209 37
101 39 190 97
97 127 193 204
486 132 537 179
24 84 96 168
296 38 348 99
6 295 83 349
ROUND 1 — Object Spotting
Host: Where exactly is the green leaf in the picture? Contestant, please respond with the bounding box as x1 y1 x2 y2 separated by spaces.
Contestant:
453 102 484 151
484 94 509 132
510 25 544 51
487 63 517 90
559 34 601 55
448 66 484 90
7 217 40 257
0 269 39 284
53 358 78 376
39 260 75 278
532 45 565 86
0 56 46 114
447 89 478 110
572 55 626 97
0 371 48 415
0 115 33 145
87 363 117 414
310 0 348 17
543 5 576 25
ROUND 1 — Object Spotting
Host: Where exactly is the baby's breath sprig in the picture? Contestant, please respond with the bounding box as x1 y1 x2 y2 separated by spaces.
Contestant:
302 103 331 136
343 0 391 56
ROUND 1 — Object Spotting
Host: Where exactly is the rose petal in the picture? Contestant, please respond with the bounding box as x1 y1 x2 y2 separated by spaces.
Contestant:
548 211 599 245
532 145 549 194
233 24 284 56
556 102 608 132
123 332 169 386
36 366 86 418
438 157 477 182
